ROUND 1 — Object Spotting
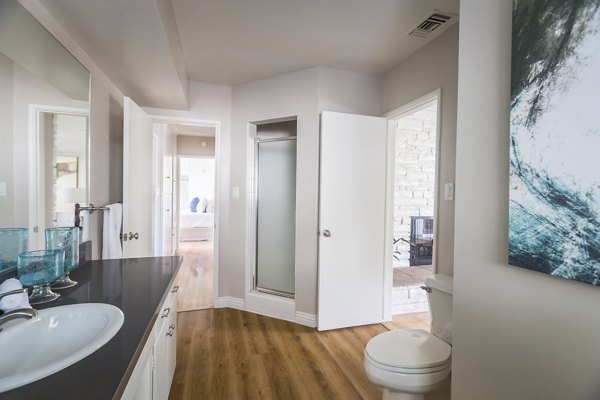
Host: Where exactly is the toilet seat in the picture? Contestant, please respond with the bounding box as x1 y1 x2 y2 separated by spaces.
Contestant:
365 329 451 373
365 355 450 374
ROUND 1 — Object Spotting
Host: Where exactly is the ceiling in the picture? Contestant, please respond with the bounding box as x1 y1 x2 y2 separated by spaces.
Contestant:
172 124 215 137
36 0 459 109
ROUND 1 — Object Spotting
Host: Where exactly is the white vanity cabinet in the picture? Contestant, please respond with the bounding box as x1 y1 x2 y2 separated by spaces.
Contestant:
121 285 179 400
153 285 178 400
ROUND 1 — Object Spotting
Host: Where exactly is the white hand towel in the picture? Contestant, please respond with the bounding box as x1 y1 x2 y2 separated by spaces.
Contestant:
80 210 91 242
0 278 31 313
102 203 123 260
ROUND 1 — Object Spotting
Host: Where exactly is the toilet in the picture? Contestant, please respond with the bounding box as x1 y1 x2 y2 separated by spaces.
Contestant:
364 274 453 400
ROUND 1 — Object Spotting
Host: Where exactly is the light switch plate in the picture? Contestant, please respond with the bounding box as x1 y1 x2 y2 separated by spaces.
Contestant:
444 182 454 201
0 182 6 196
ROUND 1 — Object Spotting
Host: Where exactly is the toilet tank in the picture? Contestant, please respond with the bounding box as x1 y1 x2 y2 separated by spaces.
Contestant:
424 274 453 344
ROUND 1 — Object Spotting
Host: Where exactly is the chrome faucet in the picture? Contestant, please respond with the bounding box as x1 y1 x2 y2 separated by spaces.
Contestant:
0 288 38 332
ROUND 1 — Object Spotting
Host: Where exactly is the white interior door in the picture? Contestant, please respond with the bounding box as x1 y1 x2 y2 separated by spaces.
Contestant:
161 125 175 256
318 111 387 331
123 97 154 258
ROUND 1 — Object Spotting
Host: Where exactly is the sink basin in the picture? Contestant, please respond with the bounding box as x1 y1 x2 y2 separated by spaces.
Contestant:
0 303 124 392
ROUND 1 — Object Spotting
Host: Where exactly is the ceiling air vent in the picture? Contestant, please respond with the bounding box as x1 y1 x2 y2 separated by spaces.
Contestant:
409 11 456 38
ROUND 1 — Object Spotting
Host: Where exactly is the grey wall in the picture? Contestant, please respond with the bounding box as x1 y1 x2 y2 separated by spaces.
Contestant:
177 135 216 156
42 113 54 228
231 67 320 313
452 1 600 399
144 80 232 278
318 67 382 116
382 25 459 276
229 66 382 315
17 1 127 259
108 94 123 205
0 54 14 228
256 120 297 139
11 63 88 231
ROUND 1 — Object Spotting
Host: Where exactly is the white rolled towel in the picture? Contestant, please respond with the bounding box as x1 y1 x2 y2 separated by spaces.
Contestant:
0 278 31 313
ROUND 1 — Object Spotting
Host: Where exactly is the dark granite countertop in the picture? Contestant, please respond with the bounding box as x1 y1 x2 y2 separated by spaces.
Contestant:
1 256 182 400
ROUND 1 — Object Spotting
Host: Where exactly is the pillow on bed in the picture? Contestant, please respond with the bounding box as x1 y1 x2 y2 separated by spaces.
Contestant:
206 198 214 213
190 197 200 212
200 198 208 213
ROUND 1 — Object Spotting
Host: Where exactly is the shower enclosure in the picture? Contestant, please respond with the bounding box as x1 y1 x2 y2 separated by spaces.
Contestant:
253 121 297 298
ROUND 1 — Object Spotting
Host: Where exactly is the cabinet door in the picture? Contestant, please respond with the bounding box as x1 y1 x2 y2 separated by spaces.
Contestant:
153 321 169 400
121 323 155 400
166 291 178 387
153 292 177 400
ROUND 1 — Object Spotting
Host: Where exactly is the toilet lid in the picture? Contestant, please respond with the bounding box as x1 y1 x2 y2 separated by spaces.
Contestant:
365 329 451 370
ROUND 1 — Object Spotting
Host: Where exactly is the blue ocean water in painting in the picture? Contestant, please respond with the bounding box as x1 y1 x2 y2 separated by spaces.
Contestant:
508 157 600 284
509 1 600 286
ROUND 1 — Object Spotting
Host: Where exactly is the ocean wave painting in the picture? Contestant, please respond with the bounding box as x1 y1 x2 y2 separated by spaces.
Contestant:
509 0 600 285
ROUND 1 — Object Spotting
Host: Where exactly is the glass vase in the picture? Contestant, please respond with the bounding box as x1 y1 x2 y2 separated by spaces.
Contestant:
0 228 28 272
45 227 80 289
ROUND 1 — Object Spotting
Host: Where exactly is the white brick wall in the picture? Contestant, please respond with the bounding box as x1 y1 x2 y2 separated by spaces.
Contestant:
392 285 430 314
393 102 437 266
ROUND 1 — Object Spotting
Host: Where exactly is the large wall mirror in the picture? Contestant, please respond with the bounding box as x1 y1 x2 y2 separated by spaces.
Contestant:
0 0 90 262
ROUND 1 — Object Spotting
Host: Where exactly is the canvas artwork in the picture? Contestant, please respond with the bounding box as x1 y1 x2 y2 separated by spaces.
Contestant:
509 0 600 285
56 156 79 188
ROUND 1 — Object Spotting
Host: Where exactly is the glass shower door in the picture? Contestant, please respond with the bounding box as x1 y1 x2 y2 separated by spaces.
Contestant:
255 138 297 296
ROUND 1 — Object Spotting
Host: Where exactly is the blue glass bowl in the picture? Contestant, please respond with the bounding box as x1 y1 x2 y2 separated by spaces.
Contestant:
0 228 28 271
18 250 64 304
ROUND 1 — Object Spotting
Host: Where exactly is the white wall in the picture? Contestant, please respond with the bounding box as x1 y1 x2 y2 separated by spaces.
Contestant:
452 1 600 399
382 25 458 276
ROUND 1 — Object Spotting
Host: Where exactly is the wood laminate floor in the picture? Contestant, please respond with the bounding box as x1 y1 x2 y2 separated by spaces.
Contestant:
174 241 214 312
169 309 432 400
393 265 433 287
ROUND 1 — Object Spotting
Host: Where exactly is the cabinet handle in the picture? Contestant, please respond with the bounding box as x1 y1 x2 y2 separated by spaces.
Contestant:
161 307 170 318
171 286 179 293
166 327 174 337
169 323 175 330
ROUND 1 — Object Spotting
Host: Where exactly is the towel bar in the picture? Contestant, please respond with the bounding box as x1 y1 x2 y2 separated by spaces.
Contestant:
74 203 109 227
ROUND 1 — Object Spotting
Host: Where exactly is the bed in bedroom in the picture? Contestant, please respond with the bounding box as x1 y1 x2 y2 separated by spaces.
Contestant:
179 211 214 241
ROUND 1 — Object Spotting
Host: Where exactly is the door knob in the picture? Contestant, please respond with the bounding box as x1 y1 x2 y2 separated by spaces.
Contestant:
323 229 331 237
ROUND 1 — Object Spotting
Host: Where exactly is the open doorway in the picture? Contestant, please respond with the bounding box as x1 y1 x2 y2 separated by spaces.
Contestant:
152 120 218 312
174 129 216 311
388 91 440 317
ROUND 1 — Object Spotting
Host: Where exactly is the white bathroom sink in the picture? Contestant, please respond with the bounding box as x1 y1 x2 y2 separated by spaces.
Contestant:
0 303 124 392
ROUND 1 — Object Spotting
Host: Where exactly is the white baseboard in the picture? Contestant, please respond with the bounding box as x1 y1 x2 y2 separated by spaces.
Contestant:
215 296 245 310
215 293 315 328
295 311 317 328
245 291 295 322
